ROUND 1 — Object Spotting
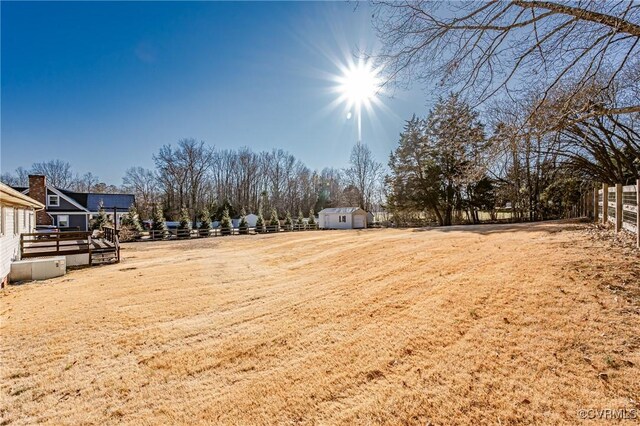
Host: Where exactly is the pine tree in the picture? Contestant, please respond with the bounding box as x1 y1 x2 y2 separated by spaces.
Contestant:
256 208 265 233
151 204 167 239
269 208 279 232
177 206 191 238
121 204 143 232
220 207 232 236
91 202 111 230
119 204 143 241
198 208 211 237
308 209 316 226
297 209 304 228
284 211 293 230
239 208 249 235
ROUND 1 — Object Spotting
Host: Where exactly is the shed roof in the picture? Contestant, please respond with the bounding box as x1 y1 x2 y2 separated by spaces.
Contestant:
319 207 366 214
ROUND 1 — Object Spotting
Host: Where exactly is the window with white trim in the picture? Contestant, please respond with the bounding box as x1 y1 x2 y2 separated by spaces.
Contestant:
48 194 60 207
57 215 69 228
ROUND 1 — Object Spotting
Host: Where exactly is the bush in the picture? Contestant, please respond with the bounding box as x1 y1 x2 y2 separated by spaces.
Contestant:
220 208 232 236
308 209 316 226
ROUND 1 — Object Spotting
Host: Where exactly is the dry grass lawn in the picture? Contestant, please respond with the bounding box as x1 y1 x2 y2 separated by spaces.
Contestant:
1 221 639 425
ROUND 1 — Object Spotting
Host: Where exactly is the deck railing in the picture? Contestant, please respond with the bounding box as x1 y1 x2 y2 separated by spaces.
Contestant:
20 231 93 258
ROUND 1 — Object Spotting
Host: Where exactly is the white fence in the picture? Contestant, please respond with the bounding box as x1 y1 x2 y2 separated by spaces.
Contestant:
595 180 639 247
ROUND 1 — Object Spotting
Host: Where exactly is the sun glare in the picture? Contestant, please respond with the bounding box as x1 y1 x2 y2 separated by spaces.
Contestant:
331 58 384 142
337 62 381 110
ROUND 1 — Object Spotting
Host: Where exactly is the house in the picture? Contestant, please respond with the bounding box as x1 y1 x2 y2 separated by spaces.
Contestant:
318 207 368 229
0 183 44 287
13 175 135 231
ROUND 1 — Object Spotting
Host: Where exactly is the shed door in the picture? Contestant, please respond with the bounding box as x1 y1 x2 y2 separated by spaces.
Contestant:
353 215 365 228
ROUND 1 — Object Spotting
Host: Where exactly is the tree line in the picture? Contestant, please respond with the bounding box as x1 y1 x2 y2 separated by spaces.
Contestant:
2 143 385 223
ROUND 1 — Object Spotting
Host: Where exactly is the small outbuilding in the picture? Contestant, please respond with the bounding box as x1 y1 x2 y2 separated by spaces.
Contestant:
318 207 368 229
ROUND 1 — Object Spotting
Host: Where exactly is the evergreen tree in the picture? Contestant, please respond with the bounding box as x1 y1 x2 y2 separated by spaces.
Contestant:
150 204 167 239
284 211 293 230
177 206 191 238
198 208 211 237
220 207 232 236
256 208 265 233
91 202 111 230
297 209 304 227
269 208 279 232
239 208 249 235
308 209 316 226
120 204 143 232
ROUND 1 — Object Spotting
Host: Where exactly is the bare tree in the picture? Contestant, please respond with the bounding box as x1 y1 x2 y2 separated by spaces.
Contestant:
373 1 640 120
345 143 384 211
30 159 75 188
123 167 159 218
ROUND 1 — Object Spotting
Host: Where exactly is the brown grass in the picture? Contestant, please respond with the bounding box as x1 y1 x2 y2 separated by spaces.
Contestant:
1 221 639 425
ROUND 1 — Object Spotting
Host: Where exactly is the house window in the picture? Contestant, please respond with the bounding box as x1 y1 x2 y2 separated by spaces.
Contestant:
57 215 69 228
48 195 60 207
338 215 347 223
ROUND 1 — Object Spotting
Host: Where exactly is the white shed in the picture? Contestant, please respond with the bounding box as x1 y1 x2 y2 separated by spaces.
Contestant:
318 207 368 229
244 213 259 227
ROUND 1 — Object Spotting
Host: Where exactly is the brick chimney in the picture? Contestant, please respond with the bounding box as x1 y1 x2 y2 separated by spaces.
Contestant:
29 175 53 225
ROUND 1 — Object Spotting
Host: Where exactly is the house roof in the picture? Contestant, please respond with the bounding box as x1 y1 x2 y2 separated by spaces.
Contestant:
0 183 44 209
86 193 135 211
11 185 134 212
319 207 366 214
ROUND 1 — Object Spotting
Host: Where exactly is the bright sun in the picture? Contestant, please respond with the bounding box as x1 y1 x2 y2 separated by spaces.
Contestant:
331 58 384 142
336 61 381 110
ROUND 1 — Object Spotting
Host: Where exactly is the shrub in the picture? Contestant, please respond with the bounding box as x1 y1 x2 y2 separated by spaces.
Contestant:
297 209 304 229
308 209 316 226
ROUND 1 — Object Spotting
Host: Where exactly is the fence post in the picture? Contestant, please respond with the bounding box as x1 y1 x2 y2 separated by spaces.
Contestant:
637 178 640 248
602 183 609 224
615 183 623 233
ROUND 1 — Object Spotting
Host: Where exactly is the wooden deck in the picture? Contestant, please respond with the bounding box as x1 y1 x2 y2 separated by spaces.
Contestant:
20 229 120 264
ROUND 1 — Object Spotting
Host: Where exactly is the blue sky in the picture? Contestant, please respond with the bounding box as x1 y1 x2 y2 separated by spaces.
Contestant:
2 1 427 184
